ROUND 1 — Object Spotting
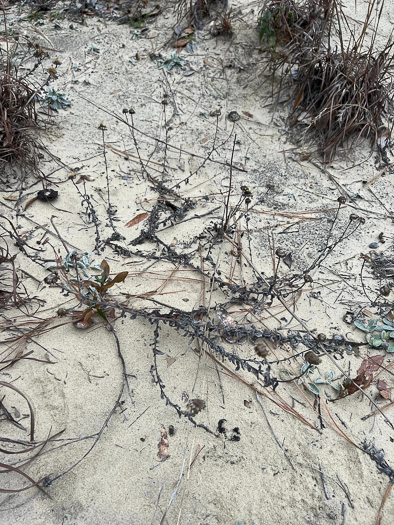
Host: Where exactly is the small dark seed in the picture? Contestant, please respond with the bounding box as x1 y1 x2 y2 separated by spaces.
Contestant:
380 285 391 297
350 213 358 221
337 196 346 205
304 274 313 283
168 425 175 436
317 333 326 342
37 189 58 202
276 248 286 258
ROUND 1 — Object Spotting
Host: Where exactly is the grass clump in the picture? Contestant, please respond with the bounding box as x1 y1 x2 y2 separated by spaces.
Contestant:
0 9 47 180
258 0 394 162
0 69 39 169
258 0 329 49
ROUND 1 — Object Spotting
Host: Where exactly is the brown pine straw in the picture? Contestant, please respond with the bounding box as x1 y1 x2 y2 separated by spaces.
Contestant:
374 482 392 525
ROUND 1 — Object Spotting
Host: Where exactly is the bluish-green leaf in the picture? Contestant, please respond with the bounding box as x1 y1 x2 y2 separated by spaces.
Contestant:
354 320 369 332
367 319 378 332
314 378 328 384
307 383 320 395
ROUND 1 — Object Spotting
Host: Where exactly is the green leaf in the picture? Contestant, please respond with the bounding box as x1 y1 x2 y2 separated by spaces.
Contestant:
307 383 320 395
314 378 328 384
374 326 389 332
82 280 101 291
354 320 369 332
268 36 276 47
367 319 378 332
96 308 107 321
371 338 382 347
387 345 394 353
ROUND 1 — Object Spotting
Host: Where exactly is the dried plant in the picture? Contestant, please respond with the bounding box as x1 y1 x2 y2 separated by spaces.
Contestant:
210 8 233 36
0 6 47 180
0 233 26 310
258 0 394 162
176 0 228 28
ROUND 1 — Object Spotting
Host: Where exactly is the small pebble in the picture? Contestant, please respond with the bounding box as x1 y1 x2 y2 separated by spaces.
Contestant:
369 242 379 249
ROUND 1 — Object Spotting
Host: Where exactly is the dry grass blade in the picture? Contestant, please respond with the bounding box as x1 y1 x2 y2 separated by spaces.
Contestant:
374 482 392 525
0 461 50 498
0 381 35 441
0 233 26 310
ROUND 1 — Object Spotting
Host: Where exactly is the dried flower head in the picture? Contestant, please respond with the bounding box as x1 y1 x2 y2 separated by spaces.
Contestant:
304 351 322 366
254 343 269 358
187 399 206 415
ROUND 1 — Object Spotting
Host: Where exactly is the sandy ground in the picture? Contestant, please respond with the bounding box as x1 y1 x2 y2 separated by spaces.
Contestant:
1 1 394 524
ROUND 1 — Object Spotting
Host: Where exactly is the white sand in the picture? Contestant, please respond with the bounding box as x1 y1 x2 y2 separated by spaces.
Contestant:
1 1 393 524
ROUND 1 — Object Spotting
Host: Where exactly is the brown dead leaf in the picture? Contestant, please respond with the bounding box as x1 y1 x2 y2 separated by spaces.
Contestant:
201 136 211 144
344 371 373 396
341 355 385 397
166 357 176 367
172 38 190 48
203 59 216 67
183 27 194 35
380 389 392 400
377 379 388 391
157 426 169 462
73 317 94 330
377 379 392 400
242 111 254 118
125 212 149 228
358 355 385 376
386 310 394 322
